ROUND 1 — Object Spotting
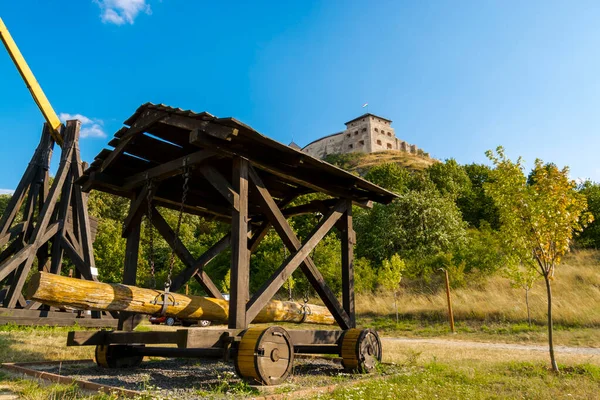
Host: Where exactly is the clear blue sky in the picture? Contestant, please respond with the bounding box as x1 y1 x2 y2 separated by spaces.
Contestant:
1 0 600 192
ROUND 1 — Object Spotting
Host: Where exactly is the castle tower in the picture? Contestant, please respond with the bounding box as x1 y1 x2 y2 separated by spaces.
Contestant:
301 113 419 159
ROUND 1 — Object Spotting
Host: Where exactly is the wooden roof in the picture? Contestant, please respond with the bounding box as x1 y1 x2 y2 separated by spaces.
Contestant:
79 103 398 222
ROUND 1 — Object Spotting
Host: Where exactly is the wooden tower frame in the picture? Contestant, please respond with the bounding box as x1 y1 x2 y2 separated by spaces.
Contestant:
65 103 398 383
0 121 115 327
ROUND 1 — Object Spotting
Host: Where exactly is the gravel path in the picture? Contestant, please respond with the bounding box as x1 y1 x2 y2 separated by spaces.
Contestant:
382 337 600 355
29 357 378 399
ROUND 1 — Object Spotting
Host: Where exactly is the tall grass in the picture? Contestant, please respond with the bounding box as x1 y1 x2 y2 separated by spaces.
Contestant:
357 250 600 327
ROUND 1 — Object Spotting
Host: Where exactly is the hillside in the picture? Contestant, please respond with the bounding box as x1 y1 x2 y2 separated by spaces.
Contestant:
324 150 438 175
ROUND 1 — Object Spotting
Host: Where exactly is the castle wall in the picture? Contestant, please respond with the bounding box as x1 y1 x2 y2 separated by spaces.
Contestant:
302 113 422 159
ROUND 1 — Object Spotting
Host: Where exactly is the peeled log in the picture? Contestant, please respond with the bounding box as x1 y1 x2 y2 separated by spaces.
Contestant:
26 272 334 325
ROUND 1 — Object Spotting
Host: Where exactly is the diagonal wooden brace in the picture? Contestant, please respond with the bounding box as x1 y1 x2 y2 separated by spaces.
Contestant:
246 165 351 328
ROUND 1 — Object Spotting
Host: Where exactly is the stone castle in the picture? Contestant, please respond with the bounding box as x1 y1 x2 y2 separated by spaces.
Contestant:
296 113 422 159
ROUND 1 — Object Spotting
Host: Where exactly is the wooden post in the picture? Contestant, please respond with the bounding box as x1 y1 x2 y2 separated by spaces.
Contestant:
340 199 356 328
118 191 143 331
441 268 455 333
229 157 249 329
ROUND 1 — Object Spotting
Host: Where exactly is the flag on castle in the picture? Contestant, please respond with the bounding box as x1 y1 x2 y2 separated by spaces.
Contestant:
362 102 368 108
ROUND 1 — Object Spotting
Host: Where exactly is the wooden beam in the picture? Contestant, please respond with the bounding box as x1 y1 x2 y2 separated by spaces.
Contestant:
199 165 239 209
246 165 351 327
340 199 356 328
100 111 167 173
121 185 150 237
60 237 93 281
189 129 379 205
119 195 142 331
228 157 249 329
3 137 75 308
171 234 230 294
246 197 346 324
122 149 216 190
149 207 223 299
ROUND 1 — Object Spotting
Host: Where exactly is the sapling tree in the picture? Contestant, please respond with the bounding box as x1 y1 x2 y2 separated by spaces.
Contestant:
484 147 592 372
504 259 539 327
379 254 405 323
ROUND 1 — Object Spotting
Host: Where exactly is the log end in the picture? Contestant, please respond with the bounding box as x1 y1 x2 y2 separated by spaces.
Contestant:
26 272 43 300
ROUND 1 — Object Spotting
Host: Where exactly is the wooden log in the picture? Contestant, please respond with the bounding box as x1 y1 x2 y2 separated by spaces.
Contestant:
26 272 334 325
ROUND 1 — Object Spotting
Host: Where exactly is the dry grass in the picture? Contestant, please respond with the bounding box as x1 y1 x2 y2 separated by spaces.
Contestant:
382 339 600 366
357 250 600 328
354 151 438 172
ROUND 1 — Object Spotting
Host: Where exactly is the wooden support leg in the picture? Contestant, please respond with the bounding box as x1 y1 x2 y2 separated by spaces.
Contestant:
340 200 356 328
118 194 142 331
229 157 249 329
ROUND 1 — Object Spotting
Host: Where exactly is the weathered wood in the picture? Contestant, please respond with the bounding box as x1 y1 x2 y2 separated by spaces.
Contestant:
67 330 180 346
119 194 142 331
100 110 167 173
199 165 239 209
121 185 149 237
340 199 356 328
246 196 346 323
27 272 335 325
150 207 223 299
171 234 230 293
246 166 351 328
122 149 216 190
229 157 249 329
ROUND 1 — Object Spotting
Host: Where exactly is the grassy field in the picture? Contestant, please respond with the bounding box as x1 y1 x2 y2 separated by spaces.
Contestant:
356 250 600 344
0 250 598 398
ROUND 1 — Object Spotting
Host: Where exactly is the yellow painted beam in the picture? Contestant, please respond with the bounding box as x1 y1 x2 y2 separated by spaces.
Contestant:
0 17 63 145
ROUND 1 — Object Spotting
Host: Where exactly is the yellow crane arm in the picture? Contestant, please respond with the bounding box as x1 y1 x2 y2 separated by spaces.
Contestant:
0 17 63 145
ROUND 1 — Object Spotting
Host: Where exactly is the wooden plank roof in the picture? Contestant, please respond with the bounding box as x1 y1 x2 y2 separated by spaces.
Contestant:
79 103 398 222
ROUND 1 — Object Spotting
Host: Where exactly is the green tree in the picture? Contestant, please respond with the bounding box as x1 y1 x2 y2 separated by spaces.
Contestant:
504 259 539 327
484 147 593 372
378 254 405 323
426 159 471 201
363 163 410 194
577 180 600 248
355 189 467 275
458 164 500 229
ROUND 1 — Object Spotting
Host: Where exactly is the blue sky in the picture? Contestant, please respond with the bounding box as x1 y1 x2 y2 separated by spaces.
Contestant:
1 0 600 192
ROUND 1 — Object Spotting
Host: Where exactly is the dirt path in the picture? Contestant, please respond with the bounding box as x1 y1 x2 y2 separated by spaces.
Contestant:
382 337 600 356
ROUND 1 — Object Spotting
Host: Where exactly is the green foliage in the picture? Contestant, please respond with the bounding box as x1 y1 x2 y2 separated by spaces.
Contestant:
378 254 405 292
426 158 472 201
453 223 504 276
484 147 593 278
355 189 467 276
484 146 593 371
576 180 600 248
457 163 500 229
363 163 410 193
354 257 377 293
0 194 11 216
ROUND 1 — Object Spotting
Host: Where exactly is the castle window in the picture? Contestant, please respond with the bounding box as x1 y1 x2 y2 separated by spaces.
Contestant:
348 144 353 149
377 140 382 145
354 130 358 135
346 133 351 138
362 127 367 132
374 128 379 132
359 140 365 145
387 143 392 149
387 132 392 137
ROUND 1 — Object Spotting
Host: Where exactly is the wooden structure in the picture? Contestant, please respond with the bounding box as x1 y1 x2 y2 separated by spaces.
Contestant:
28 271 336 325
68 103 396 384
0 121 114 327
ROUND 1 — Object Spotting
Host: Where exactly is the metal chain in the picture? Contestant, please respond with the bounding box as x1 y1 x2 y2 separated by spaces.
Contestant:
166 164 190 289
146 179 156 289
